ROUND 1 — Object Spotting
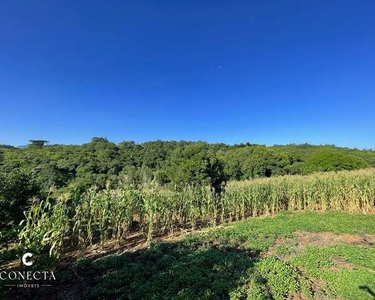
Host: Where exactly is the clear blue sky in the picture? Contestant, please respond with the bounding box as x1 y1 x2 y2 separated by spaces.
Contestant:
1 0 374 148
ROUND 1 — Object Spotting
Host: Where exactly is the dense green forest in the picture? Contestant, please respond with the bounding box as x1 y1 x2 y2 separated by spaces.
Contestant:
1 138 374 193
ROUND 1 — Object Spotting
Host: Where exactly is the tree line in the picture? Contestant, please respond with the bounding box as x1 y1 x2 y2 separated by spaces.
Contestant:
1 138 374 193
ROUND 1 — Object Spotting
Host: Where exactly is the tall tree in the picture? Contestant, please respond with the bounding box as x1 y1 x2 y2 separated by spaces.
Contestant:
168 142 226 191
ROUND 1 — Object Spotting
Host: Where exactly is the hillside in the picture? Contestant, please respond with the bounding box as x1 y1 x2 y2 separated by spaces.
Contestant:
1 143 375 299
1 139 375 193
4 211 375 299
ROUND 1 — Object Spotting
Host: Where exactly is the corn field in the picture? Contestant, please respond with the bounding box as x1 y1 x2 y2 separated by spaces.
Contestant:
19 168 375 258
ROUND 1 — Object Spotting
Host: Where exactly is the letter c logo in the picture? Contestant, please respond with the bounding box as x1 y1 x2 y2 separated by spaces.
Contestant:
22 253 33 266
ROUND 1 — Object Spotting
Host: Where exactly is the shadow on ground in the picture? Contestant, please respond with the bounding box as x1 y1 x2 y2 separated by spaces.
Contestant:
4 240 260 300
359 286 375 299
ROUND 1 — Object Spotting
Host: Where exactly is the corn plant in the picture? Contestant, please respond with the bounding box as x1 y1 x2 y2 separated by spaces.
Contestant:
18 168 375 258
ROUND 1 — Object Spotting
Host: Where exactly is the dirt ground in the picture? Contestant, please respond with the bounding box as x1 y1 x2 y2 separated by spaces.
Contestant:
266 230 375 259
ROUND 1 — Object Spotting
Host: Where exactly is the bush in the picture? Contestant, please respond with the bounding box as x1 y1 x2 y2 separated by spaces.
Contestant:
304 149 369 174
0 170 39 245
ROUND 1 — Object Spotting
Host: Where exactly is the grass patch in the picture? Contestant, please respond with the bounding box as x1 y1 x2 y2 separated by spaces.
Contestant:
3 210 375 299
289 245 375 299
